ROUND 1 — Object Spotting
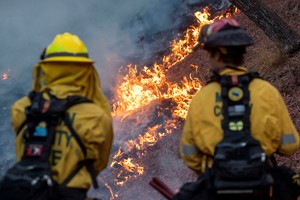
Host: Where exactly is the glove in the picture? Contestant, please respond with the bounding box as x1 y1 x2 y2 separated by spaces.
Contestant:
292 172 300 185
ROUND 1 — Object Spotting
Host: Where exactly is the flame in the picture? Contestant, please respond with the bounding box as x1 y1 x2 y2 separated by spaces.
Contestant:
1 68 14 81
1 73 8 80
119 158 144 175
104 6 239 199
100 178 118 200
112 8 219 119
108 119 177 188
112 7 239 119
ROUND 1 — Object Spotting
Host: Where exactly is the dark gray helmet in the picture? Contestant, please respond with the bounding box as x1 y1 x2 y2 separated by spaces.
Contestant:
199 18 254 49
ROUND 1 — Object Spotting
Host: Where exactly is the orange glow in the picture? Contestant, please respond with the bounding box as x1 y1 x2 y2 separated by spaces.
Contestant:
111 8 228 119
1 73 8 80
100 178 118 200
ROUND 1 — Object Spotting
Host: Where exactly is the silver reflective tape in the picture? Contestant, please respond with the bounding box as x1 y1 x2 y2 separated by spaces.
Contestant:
228 105 245 116
281 134 296 145
182 144 199 156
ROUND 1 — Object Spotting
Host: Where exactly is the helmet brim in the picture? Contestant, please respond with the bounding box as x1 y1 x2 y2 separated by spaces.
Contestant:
40 56 94 63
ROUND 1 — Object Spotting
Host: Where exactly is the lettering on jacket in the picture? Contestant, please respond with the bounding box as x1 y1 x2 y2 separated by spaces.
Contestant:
51 112 76 166
214 92 222 116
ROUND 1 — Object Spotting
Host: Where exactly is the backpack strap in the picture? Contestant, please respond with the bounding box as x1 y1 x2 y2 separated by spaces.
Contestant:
220 73 254 137
22 91 99 188
63 110 99 188
206 68 261 138
206 66 261 85
60 159 98 188
54 94 99 189
22 91 59 161
212 72 275 195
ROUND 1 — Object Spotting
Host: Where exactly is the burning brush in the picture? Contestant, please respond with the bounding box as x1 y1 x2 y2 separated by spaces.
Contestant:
93 6 239 200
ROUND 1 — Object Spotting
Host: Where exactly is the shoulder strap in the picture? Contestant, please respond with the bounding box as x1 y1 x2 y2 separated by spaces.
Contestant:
21 91 99 188
16 92 37 135
53 94 92 158
219 73 257 138
22 91 59 161
206 68 262 85
207 70 261 138
60 95 99 188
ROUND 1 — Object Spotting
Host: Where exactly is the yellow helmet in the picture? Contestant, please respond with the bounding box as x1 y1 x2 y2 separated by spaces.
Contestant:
41 32 94 63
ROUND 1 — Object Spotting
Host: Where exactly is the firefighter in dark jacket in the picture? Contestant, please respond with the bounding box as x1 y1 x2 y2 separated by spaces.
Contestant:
11 32 113 199
175 18 299 199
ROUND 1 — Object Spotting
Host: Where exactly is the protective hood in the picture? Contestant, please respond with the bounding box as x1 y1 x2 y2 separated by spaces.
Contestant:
32 62 111 116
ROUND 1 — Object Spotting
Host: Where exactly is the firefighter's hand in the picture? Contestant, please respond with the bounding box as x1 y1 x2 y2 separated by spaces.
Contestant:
292 172 300 185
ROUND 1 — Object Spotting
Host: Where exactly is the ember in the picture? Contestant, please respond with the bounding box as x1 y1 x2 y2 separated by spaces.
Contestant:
1 73 8 80
1 68 14 81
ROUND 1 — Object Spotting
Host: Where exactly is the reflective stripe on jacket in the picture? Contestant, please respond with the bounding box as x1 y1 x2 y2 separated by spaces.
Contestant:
180 67 300 174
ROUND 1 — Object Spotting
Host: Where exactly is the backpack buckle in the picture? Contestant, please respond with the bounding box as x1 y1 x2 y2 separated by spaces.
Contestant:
31 175 53 186
42 175 53 186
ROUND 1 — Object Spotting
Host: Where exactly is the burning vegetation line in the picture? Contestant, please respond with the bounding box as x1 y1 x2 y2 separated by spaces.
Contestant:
111 8 238 119
102 7 239 199
109 120 177 188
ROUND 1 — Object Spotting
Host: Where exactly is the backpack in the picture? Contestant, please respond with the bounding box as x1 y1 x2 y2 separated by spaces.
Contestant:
208 71 274 199
0 91 98 200
173 70 300 200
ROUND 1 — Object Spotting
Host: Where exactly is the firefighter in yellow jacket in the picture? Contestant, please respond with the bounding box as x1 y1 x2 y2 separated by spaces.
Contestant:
11 33 113 199
180 18 299 175
176 18 300 200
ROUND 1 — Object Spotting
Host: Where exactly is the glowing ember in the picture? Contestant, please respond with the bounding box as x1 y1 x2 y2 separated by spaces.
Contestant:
1 73 8 80
1 68 14 81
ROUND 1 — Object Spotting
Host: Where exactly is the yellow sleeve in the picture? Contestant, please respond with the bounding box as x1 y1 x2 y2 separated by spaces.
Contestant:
180 104 205 174
84 111 113 174
277 93 299 155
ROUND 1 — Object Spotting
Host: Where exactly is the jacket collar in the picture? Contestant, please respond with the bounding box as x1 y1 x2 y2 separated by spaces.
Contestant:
213 65 248 76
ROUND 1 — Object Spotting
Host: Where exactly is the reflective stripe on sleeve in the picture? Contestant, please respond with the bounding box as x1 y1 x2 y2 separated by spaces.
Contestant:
182 144 199 156
281 134 296 145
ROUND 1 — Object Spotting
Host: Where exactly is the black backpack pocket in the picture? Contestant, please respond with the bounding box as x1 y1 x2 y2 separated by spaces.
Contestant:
212 142 274 190
0 160 55 200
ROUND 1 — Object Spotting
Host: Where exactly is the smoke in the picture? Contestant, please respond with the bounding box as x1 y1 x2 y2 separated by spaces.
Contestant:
86 0 190 91
1 0 195 95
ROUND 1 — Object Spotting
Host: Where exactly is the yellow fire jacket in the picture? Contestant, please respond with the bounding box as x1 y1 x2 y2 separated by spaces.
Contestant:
180 66 300 174
12 95 113 189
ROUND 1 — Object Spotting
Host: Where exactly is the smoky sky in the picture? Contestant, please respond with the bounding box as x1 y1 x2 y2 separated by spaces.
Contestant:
0 0 192 91
0 0 232 94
